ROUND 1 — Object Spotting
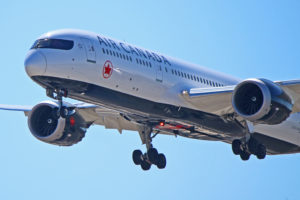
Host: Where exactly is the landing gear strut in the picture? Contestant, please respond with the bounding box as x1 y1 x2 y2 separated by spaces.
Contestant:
132 125 167 170
46 88 69 119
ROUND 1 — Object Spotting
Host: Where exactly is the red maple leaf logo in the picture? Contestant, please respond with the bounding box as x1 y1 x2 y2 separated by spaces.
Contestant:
102 60 113 79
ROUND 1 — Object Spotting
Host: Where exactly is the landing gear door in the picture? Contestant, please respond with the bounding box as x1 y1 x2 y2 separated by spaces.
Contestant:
81 38 96 63
156 65 163 82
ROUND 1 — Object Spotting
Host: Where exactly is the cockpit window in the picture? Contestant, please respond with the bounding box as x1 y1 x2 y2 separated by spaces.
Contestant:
31 39 74 50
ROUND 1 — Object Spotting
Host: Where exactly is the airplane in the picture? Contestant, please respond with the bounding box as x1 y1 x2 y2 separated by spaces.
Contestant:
1 29 300 171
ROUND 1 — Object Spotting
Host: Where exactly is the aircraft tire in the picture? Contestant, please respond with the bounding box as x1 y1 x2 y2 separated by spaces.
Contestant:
232 139 242 155
256 144 266 160
141 161 151 171
248 138 259 154
147 148 159 164
240 151 250 161
132 150 143 165
156 153 166 169
60 106 68 118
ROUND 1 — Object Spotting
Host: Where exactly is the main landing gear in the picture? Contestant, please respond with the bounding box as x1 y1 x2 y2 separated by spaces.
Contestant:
46 88 70 119
231 120 267 161
132 126 167 170
232 137 266 160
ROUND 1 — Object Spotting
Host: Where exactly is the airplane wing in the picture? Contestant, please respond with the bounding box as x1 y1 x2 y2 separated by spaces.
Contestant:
0 103 140 133
0 104 33 116
181 85 236 116
0 104 33 112
275 80 300 113
181 80 300 116
73 103 140 133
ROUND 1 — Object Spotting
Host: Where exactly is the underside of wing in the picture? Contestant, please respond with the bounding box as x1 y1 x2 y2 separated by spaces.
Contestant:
275 80 300 113
181 85 236 116
75 104 140 133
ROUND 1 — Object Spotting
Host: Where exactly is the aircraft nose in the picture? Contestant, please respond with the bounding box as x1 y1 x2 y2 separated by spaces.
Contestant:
24 51 47 77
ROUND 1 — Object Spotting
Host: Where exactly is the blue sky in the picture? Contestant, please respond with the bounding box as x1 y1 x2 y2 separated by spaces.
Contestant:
0 1 300 199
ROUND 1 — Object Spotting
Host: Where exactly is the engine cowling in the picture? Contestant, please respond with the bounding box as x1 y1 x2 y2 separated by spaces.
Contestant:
28 101 88 146
232 78 293 125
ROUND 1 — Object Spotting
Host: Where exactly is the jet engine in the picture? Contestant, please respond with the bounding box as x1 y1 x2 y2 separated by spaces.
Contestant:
28 101 88 146
232 78 293 125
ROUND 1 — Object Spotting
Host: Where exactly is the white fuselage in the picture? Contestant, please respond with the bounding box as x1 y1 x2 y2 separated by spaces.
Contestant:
25 29 300 147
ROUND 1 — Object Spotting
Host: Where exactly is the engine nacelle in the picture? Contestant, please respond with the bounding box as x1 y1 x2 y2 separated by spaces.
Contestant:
28 101 88 146
232 78 293 125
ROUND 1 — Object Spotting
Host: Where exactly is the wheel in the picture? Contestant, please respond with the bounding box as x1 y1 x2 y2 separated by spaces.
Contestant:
248 138 258 154
147 148 159 164
232 139 242 155
256 144 266 159
132 150 143 165
156 153 166 169
60 106 68 118
240 151 250 161
141 161 151 171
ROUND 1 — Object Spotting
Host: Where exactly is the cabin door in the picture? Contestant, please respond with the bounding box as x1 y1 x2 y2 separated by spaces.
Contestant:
81 37 96 63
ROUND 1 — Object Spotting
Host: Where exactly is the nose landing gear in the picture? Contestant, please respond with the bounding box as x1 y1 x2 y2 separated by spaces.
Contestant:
46 88 70 118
